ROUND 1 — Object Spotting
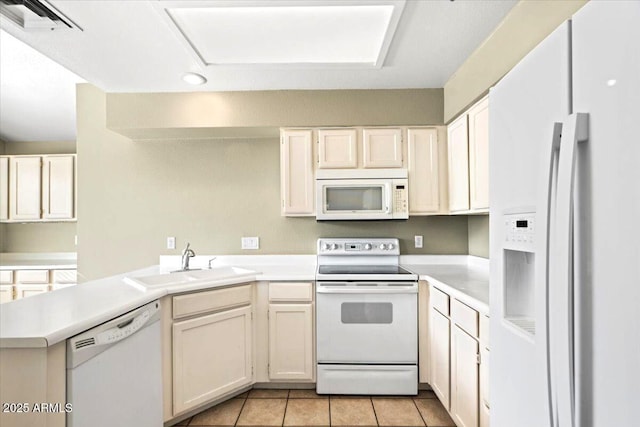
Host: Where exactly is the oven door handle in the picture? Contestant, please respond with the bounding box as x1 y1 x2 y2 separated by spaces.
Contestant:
316 284 418 294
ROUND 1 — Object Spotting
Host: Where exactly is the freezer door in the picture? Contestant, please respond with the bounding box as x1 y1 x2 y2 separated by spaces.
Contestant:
489 21 570 427
571 3 640 426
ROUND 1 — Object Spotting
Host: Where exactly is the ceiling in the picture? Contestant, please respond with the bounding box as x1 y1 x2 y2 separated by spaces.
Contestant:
0 0 516 142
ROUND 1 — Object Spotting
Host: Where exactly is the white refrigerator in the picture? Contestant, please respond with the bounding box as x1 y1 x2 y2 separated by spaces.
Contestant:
489 2 640 427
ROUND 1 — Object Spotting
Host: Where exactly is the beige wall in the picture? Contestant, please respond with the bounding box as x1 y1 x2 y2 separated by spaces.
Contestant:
1 140 77 253
77 84 468 281
468 215 489 259
444 0 587 122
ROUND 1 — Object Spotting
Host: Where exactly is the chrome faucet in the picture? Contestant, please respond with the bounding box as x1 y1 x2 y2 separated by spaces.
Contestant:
181 243 195 271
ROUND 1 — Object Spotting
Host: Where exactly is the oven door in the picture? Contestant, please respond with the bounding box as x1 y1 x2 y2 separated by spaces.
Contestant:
316 179 392 220
316 282 417 364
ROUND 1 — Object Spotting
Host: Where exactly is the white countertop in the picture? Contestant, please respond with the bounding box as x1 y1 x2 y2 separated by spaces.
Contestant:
0 266 164 348
0 252 77 270
402 256 490 314
1 254 489 348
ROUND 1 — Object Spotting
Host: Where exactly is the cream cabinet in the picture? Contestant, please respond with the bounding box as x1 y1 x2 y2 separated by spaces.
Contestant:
408 128 440 214
3 154 76 222
15 284 49 299
317 128 358 168
0 157 8 220
167 285 253 417
468 97 490 211
172 305 253 414
447 115 470 213
9 156 42 220
451 325 479 427
0 285 13 303
42 155 75 220
0 268 78 303
430 294 451 409
447 96 489 214
479 314 490 427
268 282 314 381
281 130 315 216
362 128 403 168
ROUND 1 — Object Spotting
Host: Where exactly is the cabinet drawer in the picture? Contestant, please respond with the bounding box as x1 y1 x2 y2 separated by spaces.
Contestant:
0 285 14 303
269 282 313 302
15 284 49 299
15 270 49 284
430 286 450 316
480 314 490 346
52 269 77 284
451 299 479 338
173 284 252 320
0 271 13 284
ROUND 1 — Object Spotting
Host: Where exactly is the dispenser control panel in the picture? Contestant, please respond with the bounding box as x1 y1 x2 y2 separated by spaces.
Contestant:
504 212 535 252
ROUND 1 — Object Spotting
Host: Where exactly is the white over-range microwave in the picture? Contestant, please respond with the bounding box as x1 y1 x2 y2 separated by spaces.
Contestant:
315 169 409 220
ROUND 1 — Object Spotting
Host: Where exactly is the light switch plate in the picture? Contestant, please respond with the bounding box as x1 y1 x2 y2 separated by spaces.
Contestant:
414 235 423 248
241 237 259 250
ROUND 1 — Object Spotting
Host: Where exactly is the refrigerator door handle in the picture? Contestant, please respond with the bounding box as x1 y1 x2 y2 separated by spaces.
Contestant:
552 112 589 427
541 122 563 427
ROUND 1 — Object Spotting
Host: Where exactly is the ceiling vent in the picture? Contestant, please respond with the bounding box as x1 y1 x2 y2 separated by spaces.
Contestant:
0 0 80 31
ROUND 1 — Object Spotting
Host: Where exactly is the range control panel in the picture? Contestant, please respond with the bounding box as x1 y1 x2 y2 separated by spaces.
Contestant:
503 212 535 252
317 238 400 255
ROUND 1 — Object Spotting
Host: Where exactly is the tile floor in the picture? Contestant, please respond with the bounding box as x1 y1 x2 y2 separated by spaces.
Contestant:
175 389 456 427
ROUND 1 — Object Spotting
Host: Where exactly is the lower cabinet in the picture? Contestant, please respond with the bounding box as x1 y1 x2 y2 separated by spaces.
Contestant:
430 307 451 408
267 282 314 381
451 325 479 427
268 303 313 380
172 305 253 415
427 285 489 427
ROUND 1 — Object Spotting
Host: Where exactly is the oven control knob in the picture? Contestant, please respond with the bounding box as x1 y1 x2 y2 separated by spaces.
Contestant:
323 243 331 251
364 243 372 250
331 243 339 250
379 243 387 250
387 243 395 250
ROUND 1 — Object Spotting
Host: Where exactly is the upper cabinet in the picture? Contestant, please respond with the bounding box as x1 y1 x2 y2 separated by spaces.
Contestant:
317 129 357 168
362 128 403 168
1 154 77 223
447 96 490 214
467 97 490 211
43 155 75 220
0 157 9 221
280 130 315 216
9 156 42 221
407 128 440 214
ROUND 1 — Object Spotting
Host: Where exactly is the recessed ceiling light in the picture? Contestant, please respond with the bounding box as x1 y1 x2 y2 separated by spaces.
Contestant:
182 72 207 85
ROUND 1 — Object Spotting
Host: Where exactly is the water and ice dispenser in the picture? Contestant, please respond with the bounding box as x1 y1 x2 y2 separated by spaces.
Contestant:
502 211 536 337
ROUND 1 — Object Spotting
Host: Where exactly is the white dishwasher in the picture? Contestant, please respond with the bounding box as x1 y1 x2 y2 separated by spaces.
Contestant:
66 300 162 427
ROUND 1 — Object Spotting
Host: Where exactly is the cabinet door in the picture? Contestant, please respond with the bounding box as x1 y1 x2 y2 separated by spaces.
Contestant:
408 128 439 214
317 129 357 168
447 115 470 212
173 305 252 415
451 325 479 427
430 308 451 409
9 156 42 220
43 155 75 220
268 303 313 381
0 157 8 220
0 285 14 303
480 346 490 427
281 130 314 215
362 128 403 168
468 97 489 211
14 284 49 299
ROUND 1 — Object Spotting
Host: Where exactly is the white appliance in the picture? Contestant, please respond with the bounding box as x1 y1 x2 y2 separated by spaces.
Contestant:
315 169 409 220
315 238 418 395
66 300 162 427
489 2 640 427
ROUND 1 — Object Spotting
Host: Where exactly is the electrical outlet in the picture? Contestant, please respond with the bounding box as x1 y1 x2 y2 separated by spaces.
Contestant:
167 237 176 250
414 235 423 249
241 237 259 250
